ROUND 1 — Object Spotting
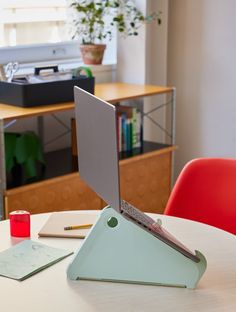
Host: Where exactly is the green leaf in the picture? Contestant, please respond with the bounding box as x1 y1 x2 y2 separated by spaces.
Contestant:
14 131 44 178
23 156 37 178
4 133 18 173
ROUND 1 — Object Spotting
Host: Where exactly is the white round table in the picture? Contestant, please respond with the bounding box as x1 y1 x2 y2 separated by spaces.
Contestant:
0 211 235 312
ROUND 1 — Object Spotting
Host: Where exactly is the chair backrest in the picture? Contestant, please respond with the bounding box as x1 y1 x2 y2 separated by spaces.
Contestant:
164 158 236 235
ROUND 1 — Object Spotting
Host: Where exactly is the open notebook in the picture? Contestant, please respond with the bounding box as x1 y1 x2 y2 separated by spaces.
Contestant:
38 212 98 238
0 240 73 281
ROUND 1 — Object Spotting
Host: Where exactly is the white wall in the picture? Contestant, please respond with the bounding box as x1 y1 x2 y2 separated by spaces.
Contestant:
168 0 236 177
117 0 147 84
117 0 169 143
145 0 169 143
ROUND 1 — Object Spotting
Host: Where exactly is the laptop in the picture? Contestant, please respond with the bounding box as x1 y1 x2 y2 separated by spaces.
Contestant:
74 86 199 263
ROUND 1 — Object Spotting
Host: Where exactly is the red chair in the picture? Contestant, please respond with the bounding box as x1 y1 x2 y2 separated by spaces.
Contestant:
164 158 236 235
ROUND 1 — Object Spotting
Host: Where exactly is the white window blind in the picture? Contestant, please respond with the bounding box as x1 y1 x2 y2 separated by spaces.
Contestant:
0 0 71 47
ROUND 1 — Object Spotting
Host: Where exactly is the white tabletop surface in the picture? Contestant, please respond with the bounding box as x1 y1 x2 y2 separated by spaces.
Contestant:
0 211 235 312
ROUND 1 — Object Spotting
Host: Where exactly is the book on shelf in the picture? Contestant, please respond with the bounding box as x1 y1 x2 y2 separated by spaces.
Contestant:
116 105 143 153
134 108 142 149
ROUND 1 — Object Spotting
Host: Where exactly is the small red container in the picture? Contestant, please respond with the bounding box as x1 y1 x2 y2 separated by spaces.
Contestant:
10 210 31 237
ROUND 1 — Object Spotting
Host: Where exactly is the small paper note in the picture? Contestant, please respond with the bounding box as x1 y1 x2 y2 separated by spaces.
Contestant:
0 240 73 281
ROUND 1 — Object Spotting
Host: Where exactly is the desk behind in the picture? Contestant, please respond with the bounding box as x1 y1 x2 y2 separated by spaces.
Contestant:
0 83 176 219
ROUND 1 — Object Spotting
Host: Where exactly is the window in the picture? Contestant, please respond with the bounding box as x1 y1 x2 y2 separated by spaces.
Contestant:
0 0 71 47
0 0 116 66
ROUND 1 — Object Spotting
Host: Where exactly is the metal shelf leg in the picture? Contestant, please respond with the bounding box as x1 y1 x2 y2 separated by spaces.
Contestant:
0 119 6 220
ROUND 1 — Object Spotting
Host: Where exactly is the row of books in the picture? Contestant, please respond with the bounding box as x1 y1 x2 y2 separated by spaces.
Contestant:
116 105 143 153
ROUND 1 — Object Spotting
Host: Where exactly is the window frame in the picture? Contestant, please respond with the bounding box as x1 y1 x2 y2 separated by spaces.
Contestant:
0 40 82 65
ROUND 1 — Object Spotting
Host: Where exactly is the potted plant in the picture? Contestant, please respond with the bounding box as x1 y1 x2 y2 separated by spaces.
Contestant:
71 0 161 65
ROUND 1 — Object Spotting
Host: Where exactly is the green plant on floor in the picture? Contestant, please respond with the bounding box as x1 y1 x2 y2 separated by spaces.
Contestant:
5 131 45 180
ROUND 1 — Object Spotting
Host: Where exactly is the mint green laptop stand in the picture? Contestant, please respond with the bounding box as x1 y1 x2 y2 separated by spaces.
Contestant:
67 206 207 289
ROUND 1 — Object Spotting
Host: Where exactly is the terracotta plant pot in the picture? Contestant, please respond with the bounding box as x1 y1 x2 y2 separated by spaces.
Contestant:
80 44 106 65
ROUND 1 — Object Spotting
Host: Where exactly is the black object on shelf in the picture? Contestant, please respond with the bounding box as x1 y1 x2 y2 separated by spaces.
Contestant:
0 66 95 107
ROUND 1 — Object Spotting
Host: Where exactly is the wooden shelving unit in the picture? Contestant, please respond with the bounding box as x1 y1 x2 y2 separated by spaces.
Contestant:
0 83 176 219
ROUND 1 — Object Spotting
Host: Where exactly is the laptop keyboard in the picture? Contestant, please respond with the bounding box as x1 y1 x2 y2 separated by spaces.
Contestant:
121 199 157 228
120 199 199 263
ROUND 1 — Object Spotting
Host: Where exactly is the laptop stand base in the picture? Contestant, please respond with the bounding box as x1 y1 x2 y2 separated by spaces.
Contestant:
67 206 207 289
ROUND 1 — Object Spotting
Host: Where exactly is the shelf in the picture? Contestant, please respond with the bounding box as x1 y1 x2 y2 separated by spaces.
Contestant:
0 82 176 220
0 83 174 121
6 141 172 189
119 141 171 160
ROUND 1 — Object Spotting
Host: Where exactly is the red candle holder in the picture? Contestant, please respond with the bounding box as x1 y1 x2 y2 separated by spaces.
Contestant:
10 210 31 237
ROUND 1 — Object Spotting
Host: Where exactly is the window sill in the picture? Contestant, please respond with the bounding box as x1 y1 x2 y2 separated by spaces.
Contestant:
16 59 116 76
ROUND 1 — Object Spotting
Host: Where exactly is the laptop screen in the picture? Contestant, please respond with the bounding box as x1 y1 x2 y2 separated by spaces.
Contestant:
74 86 200 263
74 86 121 212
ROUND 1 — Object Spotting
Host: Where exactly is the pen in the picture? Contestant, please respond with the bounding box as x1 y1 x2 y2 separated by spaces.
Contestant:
64 224 93 230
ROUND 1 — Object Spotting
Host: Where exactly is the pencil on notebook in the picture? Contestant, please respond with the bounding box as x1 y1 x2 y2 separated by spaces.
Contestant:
64 224 93 231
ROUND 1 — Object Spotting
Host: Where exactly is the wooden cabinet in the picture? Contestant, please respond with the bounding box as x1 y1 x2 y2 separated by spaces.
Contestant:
0 83 176 219
4 173 102 218
120 147 174 214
